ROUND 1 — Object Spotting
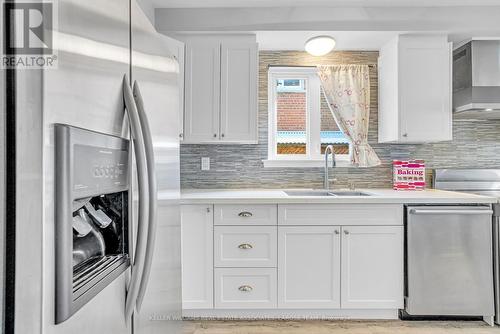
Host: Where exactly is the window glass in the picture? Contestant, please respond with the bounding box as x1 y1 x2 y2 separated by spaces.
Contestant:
276 79 307 155
320 92 350 155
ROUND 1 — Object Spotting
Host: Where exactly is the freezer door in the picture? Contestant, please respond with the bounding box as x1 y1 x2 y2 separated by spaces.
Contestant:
130 1 182 333
406 206 494 316
39 0 130 333
0 64 5 333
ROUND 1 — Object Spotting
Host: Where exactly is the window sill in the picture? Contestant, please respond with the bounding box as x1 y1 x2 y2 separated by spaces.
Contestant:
262 158 352 168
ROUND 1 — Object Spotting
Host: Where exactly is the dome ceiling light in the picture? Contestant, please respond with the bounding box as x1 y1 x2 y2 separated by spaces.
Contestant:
304 36 336 56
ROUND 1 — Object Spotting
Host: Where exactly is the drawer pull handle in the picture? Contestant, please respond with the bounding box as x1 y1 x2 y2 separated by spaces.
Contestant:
238 285 253 292
344 230 349 235
238 211 253 218
238 243 253 250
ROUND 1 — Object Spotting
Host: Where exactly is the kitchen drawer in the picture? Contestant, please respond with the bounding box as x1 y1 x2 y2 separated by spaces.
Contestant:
278 204 403 226
214 226 277 267
214 268 277 309
214 204 277 226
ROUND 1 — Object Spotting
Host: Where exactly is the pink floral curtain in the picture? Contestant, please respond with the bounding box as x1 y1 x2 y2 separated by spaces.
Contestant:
317 65 381 167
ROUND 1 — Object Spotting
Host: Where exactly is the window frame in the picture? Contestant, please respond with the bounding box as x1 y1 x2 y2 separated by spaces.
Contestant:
266 67 351 167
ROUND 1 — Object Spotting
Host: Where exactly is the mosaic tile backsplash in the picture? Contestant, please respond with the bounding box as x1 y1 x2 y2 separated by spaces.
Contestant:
180 51 500 189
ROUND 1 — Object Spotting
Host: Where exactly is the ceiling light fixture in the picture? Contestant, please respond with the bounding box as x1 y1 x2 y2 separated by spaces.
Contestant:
304 36 336 56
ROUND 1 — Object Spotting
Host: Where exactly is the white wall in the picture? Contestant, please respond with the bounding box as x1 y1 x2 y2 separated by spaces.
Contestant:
137 0 155 25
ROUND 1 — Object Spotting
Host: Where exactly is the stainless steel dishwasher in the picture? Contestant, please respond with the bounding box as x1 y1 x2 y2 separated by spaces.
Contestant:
405 205 495 320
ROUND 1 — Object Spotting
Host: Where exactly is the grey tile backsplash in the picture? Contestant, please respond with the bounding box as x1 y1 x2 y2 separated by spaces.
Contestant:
180 51 500 189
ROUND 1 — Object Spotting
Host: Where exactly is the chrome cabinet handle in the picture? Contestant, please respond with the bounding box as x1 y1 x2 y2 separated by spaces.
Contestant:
238 211 253 217
213 134 217 138
402 133 408 137
344 230 349 235
238 285 253 292
123 75 149 320
207 207 211 213
132 80 159 313
334 230 340 235
221 133 225 138
238 243 253 250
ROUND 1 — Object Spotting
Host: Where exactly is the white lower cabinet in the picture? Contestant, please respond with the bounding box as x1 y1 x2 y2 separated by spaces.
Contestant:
215 268 277 309
340 226 404 309
181 205 214 309
278 226 341 309
181 203 403 317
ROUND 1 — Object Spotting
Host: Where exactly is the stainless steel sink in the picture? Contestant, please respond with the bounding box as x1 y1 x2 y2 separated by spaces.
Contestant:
285 190 373 197
329 191 372 197
284 190 334 196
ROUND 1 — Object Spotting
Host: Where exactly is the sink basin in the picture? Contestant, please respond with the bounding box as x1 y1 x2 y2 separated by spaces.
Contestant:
329 191 372 197
284 190 334 196
285 190 373 197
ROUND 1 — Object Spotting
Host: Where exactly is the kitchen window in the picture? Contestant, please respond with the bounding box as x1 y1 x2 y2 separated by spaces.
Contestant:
265 67 351 167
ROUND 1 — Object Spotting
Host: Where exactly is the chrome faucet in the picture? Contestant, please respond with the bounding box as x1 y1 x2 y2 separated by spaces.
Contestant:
324 145 336 190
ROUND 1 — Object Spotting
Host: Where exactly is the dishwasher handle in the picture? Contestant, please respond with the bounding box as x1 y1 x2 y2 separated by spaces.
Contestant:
408 208 493 215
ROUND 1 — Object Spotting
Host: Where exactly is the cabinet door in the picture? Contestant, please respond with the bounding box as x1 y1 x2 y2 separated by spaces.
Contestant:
181 205 214 309
341 226 403 309
399 36 452 142
184 42 220 143
278 226 341 309
220 42 258 143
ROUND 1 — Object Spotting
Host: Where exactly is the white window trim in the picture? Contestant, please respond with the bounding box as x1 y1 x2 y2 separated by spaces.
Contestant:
266 67 352 168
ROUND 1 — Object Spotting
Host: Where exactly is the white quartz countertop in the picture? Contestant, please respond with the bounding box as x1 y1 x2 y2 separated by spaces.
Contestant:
180 188 497 204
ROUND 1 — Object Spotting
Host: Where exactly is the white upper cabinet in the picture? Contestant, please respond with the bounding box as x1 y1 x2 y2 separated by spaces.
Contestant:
184 41 221 143
378 34 452 143
182 35 258 144
220 42 258 143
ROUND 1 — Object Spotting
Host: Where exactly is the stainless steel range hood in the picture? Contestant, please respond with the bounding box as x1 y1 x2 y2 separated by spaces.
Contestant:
453 40 500 118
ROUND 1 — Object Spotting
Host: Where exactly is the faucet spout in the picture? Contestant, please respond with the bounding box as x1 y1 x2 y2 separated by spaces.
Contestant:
324 145 336 190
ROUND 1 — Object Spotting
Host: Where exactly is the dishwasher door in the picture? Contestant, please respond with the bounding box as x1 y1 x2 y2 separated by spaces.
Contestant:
406 206 494 316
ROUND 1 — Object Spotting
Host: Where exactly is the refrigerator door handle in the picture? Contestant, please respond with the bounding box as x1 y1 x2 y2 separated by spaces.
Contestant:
123 75 150 320
132 80 158 312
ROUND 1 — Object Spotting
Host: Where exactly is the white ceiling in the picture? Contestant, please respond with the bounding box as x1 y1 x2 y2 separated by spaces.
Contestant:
151 0 500 8
257 31 399 51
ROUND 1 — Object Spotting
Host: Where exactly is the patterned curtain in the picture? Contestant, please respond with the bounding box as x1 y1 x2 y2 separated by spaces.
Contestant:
317 65 381 167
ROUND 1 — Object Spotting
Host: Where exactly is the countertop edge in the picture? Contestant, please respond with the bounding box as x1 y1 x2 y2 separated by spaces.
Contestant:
180 189 497 205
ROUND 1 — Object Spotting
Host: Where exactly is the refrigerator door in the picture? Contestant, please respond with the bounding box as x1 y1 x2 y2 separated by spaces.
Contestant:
130 1 182 333
494 210 500 325
406 206 495 316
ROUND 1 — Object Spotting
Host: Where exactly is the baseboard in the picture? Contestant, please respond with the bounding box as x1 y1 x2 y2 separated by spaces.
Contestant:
182 308 399 320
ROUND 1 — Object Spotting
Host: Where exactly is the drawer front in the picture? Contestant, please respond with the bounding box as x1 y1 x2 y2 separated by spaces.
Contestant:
214 226 277 267
278 204 403 226
214 268 277 309
214 205 277 226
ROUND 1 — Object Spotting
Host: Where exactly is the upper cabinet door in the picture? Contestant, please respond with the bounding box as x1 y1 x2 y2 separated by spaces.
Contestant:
378 34 452 144
220 42 258 143
184 41 221 143
398 36 452 143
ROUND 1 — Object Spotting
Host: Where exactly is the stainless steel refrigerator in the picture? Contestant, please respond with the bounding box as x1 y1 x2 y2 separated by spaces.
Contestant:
1 0 182 333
